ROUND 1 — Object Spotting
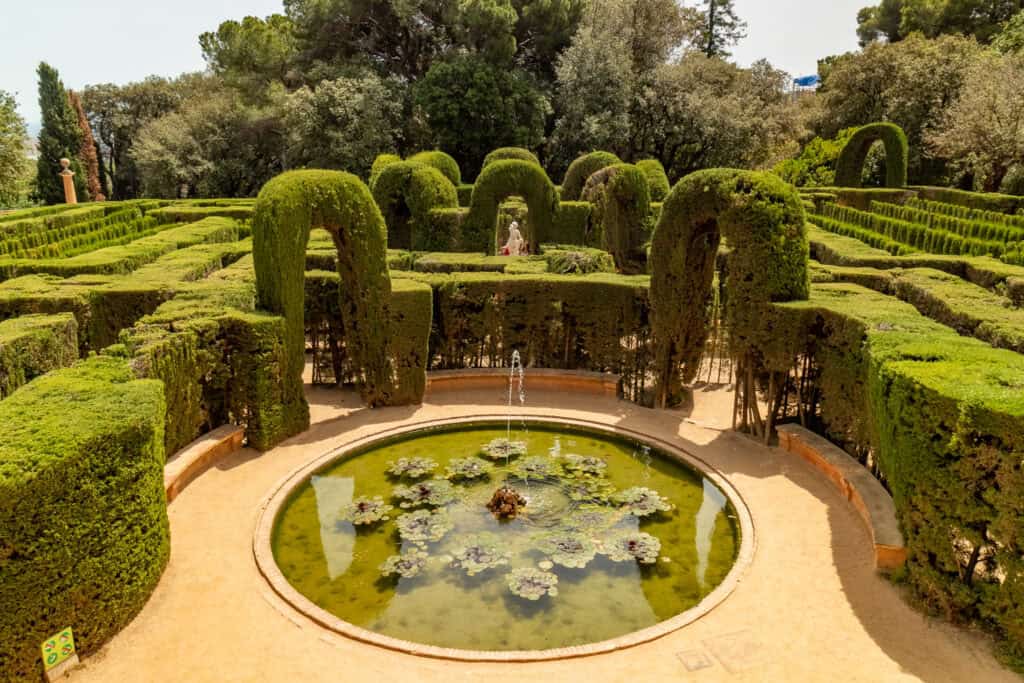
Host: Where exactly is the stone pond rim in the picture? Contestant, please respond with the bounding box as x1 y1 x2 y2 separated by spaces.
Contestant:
252 414 756 662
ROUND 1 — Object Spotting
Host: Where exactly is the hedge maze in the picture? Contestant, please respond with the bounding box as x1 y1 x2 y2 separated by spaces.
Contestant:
3 144 1024 676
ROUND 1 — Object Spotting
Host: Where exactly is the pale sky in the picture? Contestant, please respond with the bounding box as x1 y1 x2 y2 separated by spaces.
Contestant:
1 0 867 128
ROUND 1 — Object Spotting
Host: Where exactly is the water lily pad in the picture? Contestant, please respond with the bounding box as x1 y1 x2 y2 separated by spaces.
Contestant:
564 506 621 533
511 455 562 479
449 533 511 576
480 438 527 461
602 532 662 564
338 496 394 525
562 454 608 476
444 457 494 481
535 531 598 569
386 457 438 479
393 479 456 508
380 549 429 579
507 568 559 600
395 508 453 543
563 477 616 503
613 486 672 517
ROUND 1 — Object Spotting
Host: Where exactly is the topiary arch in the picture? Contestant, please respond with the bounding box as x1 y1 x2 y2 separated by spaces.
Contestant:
561 151 622 200
636 159 671 202
834 122 909 188
371 161 459 250
482 147 540 169
408 150 462 186
369 153 402 188
253 170 395 439
650 169 809 418
463 159 559 253
581 163 651 273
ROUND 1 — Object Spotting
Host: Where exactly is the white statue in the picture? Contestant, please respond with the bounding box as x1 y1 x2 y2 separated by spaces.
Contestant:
503 221 526 256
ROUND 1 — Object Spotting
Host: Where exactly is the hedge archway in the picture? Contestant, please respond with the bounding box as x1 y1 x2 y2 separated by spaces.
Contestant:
637 159 670 202
369 153 402 188
582 163 651 273
650 169 809 415
371 161 459 250
834 122 909 188
561 151 622 200
408 150 462 186
483 147 540 169
464 159 558 253
253 170 395 435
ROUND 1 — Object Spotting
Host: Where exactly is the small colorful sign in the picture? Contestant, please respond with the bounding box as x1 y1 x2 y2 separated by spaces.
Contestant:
40 627 76 672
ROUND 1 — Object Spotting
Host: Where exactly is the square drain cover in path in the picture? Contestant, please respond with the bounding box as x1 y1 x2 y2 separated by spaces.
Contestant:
676 649 715 672
702 630 768 673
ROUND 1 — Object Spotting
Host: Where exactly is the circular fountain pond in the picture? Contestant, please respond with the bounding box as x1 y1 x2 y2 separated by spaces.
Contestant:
261 420 749 657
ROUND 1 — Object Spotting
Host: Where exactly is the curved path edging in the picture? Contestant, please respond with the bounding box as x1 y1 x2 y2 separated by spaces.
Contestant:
252 414 756 663
426 369 619 398
776 423 906 570
164 424 246 503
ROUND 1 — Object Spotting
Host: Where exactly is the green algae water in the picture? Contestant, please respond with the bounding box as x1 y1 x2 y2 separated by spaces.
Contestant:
272 424 739 651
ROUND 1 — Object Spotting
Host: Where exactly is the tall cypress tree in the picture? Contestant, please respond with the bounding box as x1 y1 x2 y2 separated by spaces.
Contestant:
700 0 747 58
68 90 103 200
35 62 87 204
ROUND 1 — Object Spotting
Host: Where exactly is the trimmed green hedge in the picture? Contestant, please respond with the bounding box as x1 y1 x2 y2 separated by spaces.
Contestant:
775 283 1024 661
371 161 459 251
408 150 462 186
561 151 621 201
636 159 670 202
583 163 651 273
0 236 248 354
482 147 540 170
457 184 474 207
0 207 152 259
0 203 89 225
650 169 808 406
0 313 77 398
464 160 558 253
834 122 909 189
551 201 593 246
304 271 431 404
813 203 1008 259
910 186 1024 215
148 205 254 225
830 188 915 212
411 253 527 273
906 197 1024 230
423 207 468 250
118 253 293 453
543 246 616 275
872 201 1024 244
0 356 169 681
0 216 240 282
369 153 402 188
0 206 106 240
891 268 1024 353
399 270 652 401
807 224 1024 297
815 260 1024 354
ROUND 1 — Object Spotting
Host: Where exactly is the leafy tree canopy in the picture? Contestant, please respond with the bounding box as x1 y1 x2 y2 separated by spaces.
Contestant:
413 55 550 176
857 0 1022 45
994 9 1024 52
0 90 30 207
